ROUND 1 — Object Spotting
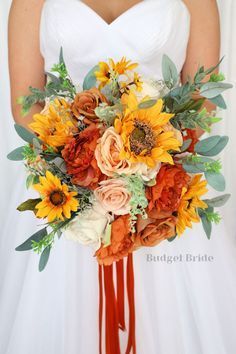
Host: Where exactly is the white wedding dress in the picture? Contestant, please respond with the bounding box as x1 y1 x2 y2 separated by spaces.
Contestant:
1 1 236 353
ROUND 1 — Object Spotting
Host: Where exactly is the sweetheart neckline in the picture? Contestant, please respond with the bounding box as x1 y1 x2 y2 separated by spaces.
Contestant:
77 0 151 27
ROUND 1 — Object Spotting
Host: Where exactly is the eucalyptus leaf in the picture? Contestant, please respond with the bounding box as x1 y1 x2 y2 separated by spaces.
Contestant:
204 194 231 208
162 55 179 87
17 198 41 212
201 136 229 156
15 227 48 251
83 65 99 90
195 136 221 154
205 171 226 192
200 214 212 239
7 146 25 161
200 82 233 99
182 163 203 173
39 246 51 272
45 72 60 84
209 95 227 109
138 99 157 109
14 124 38 143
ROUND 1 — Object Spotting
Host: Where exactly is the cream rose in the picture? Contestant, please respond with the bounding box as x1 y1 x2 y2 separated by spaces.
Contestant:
94 179 131 215
64 202 112 250
136 79 169 100
95 127 137 177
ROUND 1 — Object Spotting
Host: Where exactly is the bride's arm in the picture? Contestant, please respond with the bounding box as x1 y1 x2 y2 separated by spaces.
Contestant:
181 0 220 116
8 0 45 129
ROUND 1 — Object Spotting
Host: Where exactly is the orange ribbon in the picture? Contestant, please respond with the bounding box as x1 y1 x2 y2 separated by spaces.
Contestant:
99 254 136 354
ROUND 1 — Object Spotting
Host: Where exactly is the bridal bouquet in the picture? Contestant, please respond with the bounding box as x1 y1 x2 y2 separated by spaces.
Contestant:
8 50 231 353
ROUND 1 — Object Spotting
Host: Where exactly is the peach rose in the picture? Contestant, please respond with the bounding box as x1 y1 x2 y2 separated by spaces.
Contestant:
95 127 161 180
96 215 134 265
94 179 131 215
72 87 107 121
95 127 137 177
135 214 177 248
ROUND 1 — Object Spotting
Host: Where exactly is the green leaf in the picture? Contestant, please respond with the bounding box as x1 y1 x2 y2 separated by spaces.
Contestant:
7 146 25 161
204 58 224 75
202 136 229 156
39 246 51 272
200 214 212 239
209 95 227 109
15 228 48 251
45 72 61 85
162 55 179 86
83 65 99 90
205 171 225 192
204 194 231 208
167 235 177 242
182 163 203 173
59 47 65 65
14 124 38 143
200 82 233 99
17 198 41 212
138 99 157 109
195 136 221 154
102 223 112 247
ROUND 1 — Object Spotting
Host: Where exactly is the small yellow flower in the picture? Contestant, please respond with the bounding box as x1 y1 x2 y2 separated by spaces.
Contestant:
114 92 181 168
95 57 138 89
33 170 79 222
133 72 143 92
29 99 78 150
120 72 143 93
176 174 208 236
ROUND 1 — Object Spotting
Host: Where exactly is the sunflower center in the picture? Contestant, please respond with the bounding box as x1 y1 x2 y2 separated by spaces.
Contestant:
49 190 66 206
130 120 155 155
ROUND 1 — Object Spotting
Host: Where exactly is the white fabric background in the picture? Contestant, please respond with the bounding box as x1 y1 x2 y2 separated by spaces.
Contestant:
0 1 236 354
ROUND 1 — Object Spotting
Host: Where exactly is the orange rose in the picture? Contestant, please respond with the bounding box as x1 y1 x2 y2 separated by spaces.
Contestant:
62 125 103 189
72 87 107 122
146 164 190 213
96 215 134 265
135 214 177 248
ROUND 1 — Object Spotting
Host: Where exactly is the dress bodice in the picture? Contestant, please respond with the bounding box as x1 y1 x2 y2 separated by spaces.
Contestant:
40 0 190 83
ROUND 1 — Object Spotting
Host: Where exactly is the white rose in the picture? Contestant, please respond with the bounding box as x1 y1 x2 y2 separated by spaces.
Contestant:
64 202 112 250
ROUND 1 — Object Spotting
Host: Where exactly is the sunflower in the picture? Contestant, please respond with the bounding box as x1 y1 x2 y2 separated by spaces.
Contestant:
176 174 208 236
33 170 79 222
114 92 181 168
29 98 78 151
95 57 138 89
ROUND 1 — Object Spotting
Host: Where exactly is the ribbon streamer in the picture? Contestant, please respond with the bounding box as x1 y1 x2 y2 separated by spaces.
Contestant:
99 253 136 354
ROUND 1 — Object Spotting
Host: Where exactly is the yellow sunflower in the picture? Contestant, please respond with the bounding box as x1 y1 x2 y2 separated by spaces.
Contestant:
176 174 208 236
29 98 78 151
33 170 79 222
114 92 181 168
95 57 138 89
